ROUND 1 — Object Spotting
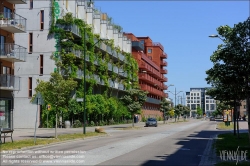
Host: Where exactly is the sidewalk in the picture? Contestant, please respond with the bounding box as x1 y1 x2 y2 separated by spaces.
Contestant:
3 119 197 143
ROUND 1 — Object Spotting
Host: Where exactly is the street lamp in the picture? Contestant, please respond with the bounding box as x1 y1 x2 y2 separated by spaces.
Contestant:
82 28 108 134
64 31 108 134
209 34 224 41
168 87 183 122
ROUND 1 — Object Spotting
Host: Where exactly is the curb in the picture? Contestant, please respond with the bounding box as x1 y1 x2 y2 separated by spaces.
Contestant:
198 134 217 166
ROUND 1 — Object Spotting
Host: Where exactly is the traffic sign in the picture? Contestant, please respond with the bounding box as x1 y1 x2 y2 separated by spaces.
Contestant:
76 98 84 102
47 104 51 110
32 92 44 105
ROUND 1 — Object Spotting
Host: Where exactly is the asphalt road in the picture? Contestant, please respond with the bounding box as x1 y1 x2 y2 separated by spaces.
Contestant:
0 119 226 166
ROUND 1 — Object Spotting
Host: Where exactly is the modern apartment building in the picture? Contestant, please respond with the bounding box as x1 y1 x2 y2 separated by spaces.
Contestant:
124 33 168 118
13 0 135 128
0 0 27 129
186 87 216 117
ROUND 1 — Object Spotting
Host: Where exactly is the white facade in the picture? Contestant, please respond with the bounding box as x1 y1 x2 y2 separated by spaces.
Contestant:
14 0 131 128
186 88 216 117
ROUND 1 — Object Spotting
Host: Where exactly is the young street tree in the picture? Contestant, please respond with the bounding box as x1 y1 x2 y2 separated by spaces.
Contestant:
196 105 203 117
120 89 147 127
32 72 77 138
160 98 172 123
205 17 250 142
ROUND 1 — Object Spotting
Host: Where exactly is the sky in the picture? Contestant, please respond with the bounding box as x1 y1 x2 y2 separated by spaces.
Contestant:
94 0 249 105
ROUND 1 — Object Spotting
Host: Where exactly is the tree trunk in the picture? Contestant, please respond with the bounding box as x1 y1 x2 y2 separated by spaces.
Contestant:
246 97 250 144
55 112 57 139
132 113 134 127
233 100 236 136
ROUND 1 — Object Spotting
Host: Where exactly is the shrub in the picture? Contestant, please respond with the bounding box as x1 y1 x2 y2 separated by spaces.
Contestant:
142 116 147 122
73 120 82 128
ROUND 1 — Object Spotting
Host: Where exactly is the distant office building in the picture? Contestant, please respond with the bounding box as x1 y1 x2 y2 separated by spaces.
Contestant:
186 87 216 117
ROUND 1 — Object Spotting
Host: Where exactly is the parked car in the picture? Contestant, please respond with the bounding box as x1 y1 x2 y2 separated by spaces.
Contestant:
210 116 215 121
145 118 157 127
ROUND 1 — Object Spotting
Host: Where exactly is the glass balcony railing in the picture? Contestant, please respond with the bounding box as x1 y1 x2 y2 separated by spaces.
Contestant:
146 97 161 104
0 74 20 91
57 24 81 38
0 12 26 33
0 43 26 62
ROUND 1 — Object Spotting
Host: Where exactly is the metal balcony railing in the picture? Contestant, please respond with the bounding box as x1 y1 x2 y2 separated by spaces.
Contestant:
160 60 167 66
0 43 26 62
0 74 20 91
0 12 26 32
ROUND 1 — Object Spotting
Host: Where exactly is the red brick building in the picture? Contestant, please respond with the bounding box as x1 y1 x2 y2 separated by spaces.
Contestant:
124 33 168 119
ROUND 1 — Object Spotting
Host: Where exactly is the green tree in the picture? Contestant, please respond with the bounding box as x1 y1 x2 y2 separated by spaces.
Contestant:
32 72 77 138
120 89 147 127
160 98 171 123
205 17 250 141
196 105 203 117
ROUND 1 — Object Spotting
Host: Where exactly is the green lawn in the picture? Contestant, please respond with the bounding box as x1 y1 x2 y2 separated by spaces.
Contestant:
215 133 250 166
0 132 106 151
217 122 234 130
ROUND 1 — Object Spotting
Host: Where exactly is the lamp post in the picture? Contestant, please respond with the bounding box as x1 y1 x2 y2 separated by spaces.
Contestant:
83 27 108 134
168 87 183 122
208 34 224 41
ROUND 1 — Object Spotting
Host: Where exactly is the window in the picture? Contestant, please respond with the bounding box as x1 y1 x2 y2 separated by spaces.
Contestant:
197 93 199 96
0 35 5 55
191 93 193 96
30 0 33 9
40 55 43 75
2 66 11 74
191 104 196 110
244 105 246 109
194 93 196 96
148 48 152 53
210 104 215 110
40 10 44 30
28 77 32 97
29 33 33 53
4 7 12 18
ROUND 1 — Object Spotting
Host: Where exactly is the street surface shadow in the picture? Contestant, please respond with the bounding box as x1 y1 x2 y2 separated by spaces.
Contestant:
141 129 231 166
19 135 55 138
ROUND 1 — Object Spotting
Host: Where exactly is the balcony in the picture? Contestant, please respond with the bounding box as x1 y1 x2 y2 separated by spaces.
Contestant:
71 48 82 58
160 52 168 59
162 84 168 90
146 97 161 104
0 74 20 91
0 12 26 33
160 60 167 66
5 0 26 4
162 93 168 98
138 73 161 87
132 41 144 51
77 0 85 6
160 76 168 82
152 42 164 50
58 24 81 38
0 43 26 62
160 69 168 74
